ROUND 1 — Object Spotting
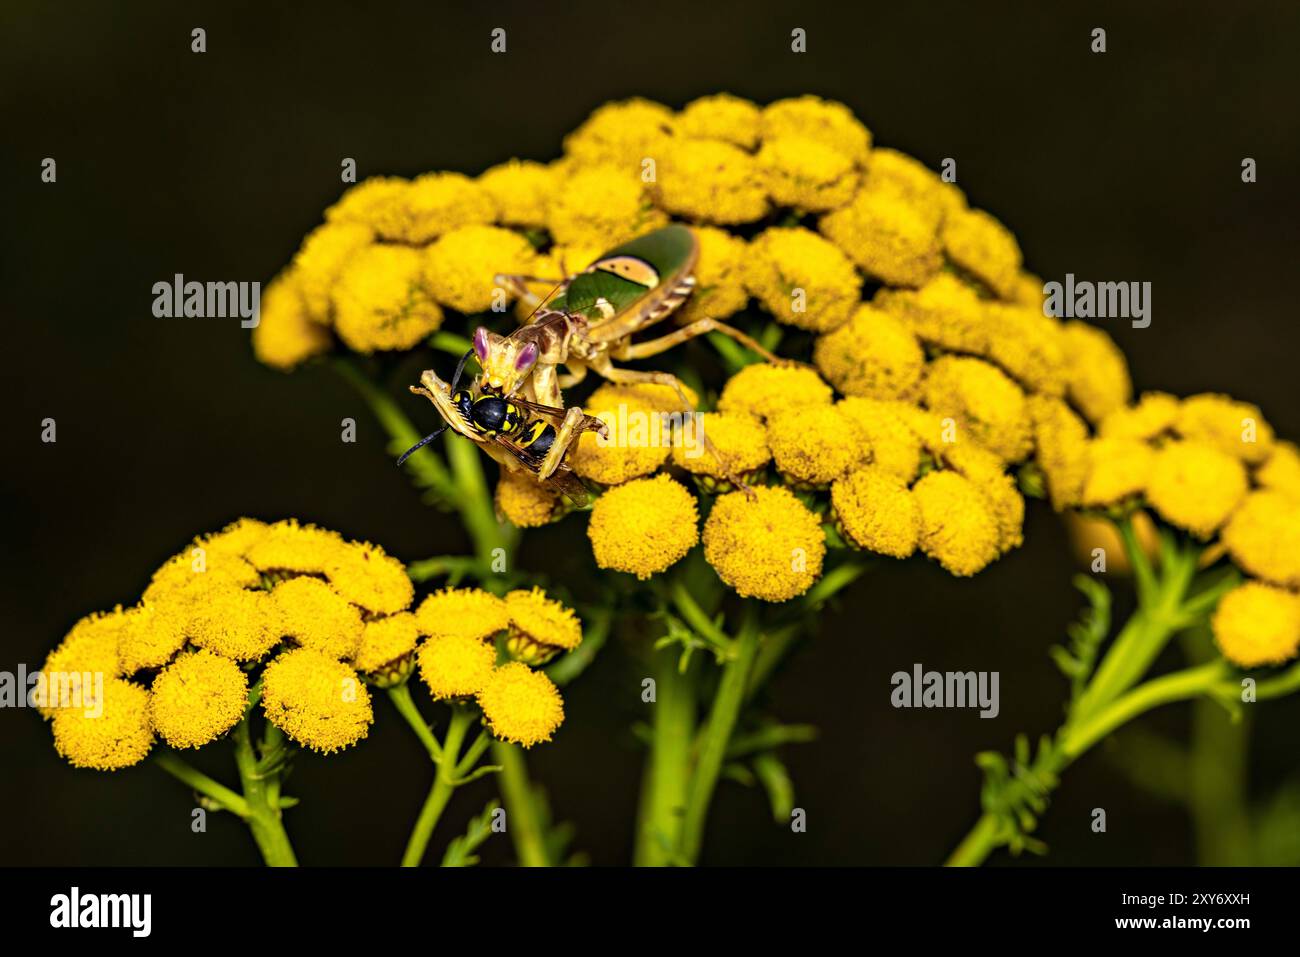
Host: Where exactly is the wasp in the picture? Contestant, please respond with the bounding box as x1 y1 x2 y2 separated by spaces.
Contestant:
476 225 783 483
399 347 604 505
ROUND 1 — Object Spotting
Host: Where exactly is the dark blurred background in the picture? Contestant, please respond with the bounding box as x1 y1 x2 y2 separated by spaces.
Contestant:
3 1 1298 866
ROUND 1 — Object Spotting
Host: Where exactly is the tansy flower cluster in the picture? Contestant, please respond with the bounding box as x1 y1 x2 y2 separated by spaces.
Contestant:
256 92 1296 673
36 519 580 769
411 586 575 747
35 518 419 768
1031 392 1300 669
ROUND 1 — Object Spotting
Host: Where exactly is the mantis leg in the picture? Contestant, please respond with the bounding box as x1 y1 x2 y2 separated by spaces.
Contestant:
589 361 752 493
536 406 599 481
613 317 785 364
493 273 569 313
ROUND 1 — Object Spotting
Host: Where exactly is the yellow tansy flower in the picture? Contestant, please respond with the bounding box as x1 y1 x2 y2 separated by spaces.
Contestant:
758 135 860 211
654 138 769 224
200 518 272 559
496 469 563 528
923 355 1033 463
242 519 350 576
767 404 861 487
860 148 963 224
1081 437 1155 506
52 678 154 771
570 385 671 485
1145 440 1249 538
324 176 411 239
415 587 510 641
273 576 364 660
588 474 699 581
941 207 1022 299
332 244 444 353
323 541 414 616
832 465 920 558
417 633 497 699
149 649 248 750
252 272 332 371
745 226 860 332
1212 582 1300 668
982 303 1068 396
912 470 1001 577
184 584 282 662
717 362 833 422
872 272 988 354
671 411 770 488
1257 441 1300 501
820 188 943 287
703 485 826 601
424 225 537 313
813 303 925 399
398 172 496 244
677 93 761 149
548 163 666 248
477 159 555 228
261 647 373 753
760 96 871 166
292 221 373 321
837 397 924 483
478 662 565 748
676 225 750 323
1222 491 1300 587
1061 322 1132 424
117 602 190 674
36 609 126 717
1173 393 1274 465
352 612 421 682
1099 392 1181 442
503 587 585 664
1028 395 1090 510
563 98 676 169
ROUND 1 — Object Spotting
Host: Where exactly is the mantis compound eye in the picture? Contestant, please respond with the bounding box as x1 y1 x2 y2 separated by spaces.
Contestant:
515 342 538 371
473 326 490 362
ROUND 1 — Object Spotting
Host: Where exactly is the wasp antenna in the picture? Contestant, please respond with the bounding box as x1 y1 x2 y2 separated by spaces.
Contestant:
396 425 449 467
450 348 476 394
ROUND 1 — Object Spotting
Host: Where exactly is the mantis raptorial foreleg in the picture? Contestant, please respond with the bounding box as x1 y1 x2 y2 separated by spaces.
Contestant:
589 361 753 494
612 317 785 365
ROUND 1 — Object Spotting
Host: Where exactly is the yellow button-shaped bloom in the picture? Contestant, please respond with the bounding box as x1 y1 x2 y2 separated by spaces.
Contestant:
53 678 154 771
588 474 699 580
149 649 248 750
1212 581 1300 668
478 662 565 748
417 633 498 700
703 485 826 601
261 647 372 753
813 304 925 400
1146 440 1248 538
832 465 920 558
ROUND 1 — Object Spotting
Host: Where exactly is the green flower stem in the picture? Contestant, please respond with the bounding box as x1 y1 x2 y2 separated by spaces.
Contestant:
945 813 1002 868
152 752 250 818
670 579 735 658
492 740 552 867
402 705 474 867
443 424 518 572
332 357 457 502
1072 531 1199 723
635 648 697 866
678 607 761 865
232 713 298 867
387 683 443 763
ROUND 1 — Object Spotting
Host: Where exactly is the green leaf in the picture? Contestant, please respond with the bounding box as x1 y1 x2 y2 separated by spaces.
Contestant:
441 800 500 868
752 752 795 822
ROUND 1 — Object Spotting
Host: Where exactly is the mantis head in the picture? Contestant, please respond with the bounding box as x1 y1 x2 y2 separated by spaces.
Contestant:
474 326 538 395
